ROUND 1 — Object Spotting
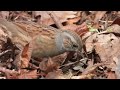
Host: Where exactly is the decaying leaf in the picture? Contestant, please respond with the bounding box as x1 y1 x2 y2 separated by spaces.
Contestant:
106 71 116 79
114 55 120 79
66 17 81 25
17 70 38 79
94 11 106 23
45 69 65 79
111 17 120 26
0 26 8 50
32 11 77 25
71 74 95 79
18 43 33 68
106 24 120 34
85 33 97 53
0 11 9 19
39 58 59 73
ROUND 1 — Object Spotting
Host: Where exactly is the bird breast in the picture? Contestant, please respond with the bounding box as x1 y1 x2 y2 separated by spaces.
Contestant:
31 32 65 58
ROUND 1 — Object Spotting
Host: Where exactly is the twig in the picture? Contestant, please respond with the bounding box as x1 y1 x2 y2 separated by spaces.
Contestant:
46 11 63 29
29 63 39 69
0 49 12 57
82 62 109 75
0 66 19 75
31 58 40 66
94 11 107 23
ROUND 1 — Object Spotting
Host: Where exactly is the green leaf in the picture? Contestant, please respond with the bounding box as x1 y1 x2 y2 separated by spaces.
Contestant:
89 28 98 32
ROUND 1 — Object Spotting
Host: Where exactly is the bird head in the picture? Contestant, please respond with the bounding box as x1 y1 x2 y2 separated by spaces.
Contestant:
62 30 83 52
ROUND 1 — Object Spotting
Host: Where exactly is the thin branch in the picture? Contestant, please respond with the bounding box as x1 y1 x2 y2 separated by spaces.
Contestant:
46 11 63 29
0 66 19 75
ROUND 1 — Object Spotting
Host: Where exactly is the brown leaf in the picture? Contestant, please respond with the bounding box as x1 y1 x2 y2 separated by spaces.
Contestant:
66 17 81 25
45 69 65 79
114 55 120 78
0 11 9 19
75 22 89 36
71 74 95 79
0 26 8 50
111 17 120 26
18 70 38 79
106 24 120 34
94 34 120 62
20 43 33 68
51 53 68 64
94 11 106 23
32 11 77 25
85 33 97 52
10 11 32 21
39 58 59 73
106 71 117 79
85 30 120 70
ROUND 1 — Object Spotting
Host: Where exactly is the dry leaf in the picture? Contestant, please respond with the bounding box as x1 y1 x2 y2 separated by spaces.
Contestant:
94 11 106 23
32 11 77 25
82 60 94 75
19 43 33 68
0 11 9 19
114 55 120 79
71 74 95 79
94 34 120 62
106 24 120 34
45 69 65 79
111 17 120 26
0 26 8 50
85 29 120 70
66 17 81 25
18 70 38 79
106 71 116 79
85 33 97 52
39 58 59 73
39 53 67 73
98 24 120 34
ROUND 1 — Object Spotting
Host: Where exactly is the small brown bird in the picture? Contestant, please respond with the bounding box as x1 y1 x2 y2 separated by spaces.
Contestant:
0 19 83 68
14 20 83 58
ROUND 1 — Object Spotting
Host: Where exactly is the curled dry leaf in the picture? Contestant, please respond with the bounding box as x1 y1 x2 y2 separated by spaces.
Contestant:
98 24 120 35
106 71 117 79
114 55 120 79
17 43 33 68
51 52 68 64
17 70 38 79
85 33 97 53
0 26 8 50
85 30 120 70
106 24 120 34
45 69 65 79
32 11 77 25
0 25 8 41
39 58 60 73
111 17 120 26
0 11 9 19
94 11 106 23
71 74 95 79
94 34 120 62
39 53 67 72
66 17 81 25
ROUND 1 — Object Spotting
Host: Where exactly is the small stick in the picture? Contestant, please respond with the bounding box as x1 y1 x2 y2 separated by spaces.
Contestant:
0 66 19 75
46 11 63 29
0 49 12 57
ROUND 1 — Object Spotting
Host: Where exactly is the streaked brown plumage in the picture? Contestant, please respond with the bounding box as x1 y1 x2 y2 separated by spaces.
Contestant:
0 19 83 68
13 20 83 58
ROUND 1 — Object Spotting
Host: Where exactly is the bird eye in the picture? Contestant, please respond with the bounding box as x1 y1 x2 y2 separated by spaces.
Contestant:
73 44 78 48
